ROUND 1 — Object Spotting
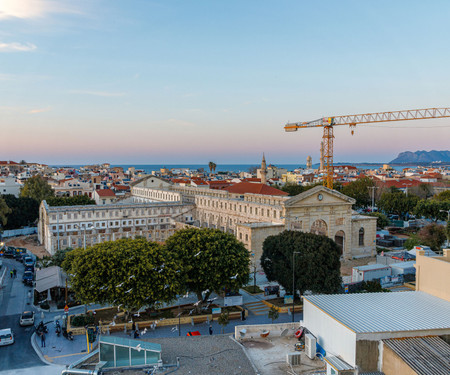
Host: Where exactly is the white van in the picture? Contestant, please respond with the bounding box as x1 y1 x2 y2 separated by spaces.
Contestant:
0 328 14 346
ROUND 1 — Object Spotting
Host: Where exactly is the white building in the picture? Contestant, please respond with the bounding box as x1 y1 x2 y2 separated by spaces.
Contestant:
0 176 21 197
303 291 450 373
38 200 195 255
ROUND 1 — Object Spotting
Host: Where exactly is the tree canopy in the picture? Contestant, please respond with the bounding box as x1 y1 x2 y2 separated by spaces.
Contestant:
417 223 447 251
20 175 54 203
47 195 96 206
0 196 12 227
165 227 250 302
62 238 183 311
281 183 305 196
364 212 389 229
261 230 342 295
1 194 39 229
414 199 450 221
433 190 450 202
341 177 375 208
377 190 420 219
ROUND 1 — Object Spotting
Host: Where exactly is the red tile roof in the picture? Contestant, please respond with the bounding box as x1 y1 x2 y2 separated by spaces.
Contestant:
224 182 288 196
243 178 262 183
96 189 116 197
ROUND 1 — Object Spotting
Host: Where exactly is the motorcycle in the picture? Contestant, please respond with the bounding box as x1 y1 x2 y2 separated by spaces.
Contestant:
63 329 74 341
55 320 61 337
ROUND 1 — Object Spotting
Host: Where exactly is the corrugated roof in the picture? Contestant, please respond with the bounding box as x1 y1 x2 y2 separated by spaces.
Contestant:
383 336 450 375
304 291 450 334
354 264 390 271
324 355 354 370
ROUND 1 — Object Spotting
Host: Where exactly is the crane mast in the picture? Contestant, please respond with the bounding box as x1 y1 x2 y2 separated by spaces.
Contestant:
284 107 450 189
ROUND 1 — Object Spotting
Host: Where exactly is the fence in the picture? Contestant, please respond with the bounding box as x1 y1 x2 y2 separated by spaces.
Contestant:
1 227 37 238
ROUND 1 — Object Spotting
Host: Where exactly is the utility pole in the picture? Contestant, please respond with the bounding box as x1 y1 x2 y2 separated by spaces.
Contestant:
368 186 377 212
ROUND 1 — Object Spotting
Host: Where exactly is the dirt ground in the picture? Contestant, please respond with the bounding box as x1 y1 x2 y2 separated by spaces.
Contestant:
5 234 50 258
340 256 376 276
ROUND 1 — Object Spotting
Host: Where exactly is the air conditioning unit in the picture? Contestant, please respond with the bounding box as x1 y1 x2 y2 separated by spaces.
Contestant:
286 352 302 366
305 333 317 359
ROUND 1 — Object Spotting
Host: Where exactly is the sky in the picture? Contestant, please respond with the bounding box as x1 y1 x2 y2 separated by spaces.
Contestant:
1 0 450 165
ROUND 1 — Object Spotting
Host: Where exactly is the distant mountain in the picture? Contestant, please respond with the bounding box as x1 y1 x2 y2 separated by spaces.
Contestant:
390 150 450 164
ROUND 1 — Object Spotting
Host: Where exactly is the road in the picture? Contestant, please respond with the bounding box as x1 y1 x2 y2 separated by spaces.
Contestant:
0 257 47 372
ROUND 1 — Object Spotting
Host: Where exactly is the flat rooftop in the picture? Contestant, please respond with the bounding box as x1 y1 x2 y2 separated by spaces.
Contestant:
304 291 450 334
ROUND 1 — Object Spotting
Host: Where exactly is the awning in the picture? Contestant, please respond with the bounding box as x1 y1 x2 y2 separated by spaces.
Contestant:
35 266 68 293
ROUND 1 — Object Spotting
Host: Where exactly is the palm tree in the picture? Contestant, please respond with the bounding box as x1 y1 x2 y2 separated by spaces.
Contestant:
208 162 217 174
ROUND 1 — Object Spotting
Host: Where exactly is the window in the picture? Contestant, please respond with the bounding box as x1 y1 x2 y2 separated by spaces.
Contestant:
359 227 365 246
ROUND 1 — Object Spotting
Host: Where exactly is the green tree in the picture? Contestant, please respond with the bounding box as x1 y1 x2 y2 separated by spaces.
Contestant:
268 305 279 324
0 196 12 227
414 199 450 221
433 190 450 202
377 191 420 219
408 184 434 199
261 231 341 296
62 238 182 311
341 177 375 209
165 228 250 304
1 195 39 229
39 247 73 268
20 175 54 203
47 195 96 206
281 183 305 196
418 223 447 251
208 161 217 174
217 310 229 334
365 212 389 229
404 234 421 250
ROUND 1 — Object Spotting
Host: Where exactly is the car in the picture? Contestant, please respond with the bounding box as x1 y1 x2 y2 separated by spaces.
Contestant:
23 271 34 284
0 329 14 346
24 257 35 267
19 311 35 326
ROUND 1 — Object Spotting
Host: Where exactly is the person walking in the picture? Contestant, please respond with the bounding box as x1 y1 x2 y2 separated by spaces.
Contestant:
40 332 46 348
209 324 213 335
13 269 17 278
10 270 13 278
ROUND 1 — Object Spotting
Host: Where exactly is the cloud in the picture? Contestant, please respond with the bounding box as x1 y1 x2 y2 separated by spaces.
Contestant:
68 90 126 97
0 0 81 20
0 42 37 52
29 106 51 114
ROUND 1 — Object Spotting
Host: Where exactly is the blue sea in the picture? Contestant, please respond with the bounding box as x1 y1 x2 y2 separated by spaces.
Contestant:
51 163 416 173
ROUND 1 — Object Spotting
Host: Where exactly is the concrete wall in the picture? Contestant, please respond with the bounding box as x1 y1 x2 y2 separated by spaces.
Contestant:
415 249 450 302
355 340 379 372
382 343 417 375
303 299 357 367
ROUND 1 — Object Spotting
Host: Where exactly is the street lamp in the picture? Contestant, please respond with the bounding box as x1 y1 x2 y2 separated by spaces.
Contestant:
292 251 301 323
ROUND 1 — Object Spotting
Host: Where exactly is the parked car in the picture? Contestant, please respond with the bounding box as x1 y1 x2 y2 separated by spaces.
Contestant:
22 271 34 284
19 311 35 326
0 329 14 346
24 257 35 268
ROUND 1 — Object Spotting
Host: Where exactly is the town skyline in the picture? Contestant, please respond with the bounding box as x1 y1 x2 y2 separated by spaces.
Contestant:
2 1 450 163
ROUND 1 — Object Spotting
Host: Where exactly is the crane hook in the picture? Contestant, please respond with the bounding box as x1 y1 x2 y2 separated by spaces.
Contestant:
349 123 356 136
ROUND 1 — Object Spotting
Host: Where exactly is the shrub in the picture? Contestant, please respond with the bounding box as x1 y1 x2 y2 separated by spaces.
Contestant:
71 313 95 327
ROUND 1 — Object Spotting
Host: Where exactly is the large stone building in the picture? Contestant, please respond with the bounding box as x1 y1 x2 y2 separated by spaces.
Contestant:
38 200 194 254
132 177 377 267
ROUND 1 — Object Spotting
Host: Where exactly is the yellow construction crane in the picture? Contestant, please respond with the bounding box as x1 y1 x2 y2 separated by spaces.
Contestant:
284 107 450 189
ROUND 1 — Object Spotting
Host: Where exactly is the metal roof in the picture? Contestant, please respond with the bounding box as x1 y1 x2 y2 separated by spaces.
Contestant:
35 266 67 293
354 264 390 271
383 336 450 375
324 355 354 371
303 291 450 333
100 335 161 352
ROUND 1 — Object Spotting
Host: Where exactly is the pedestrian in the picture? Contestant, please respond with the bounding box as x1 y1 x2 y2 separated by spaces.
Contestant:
209 324 213 335
13 269 17 278
40 332 46 347
134 329 140 339
10 270 13 278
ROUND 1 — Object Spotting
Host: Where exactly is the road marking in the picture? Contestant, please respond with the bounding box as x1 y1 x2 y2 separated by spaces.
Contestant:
46 352 87 360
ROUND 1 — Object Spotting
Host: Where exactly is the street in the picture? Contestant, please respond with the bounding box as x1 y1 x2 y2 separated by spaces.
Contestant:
0 257 46 372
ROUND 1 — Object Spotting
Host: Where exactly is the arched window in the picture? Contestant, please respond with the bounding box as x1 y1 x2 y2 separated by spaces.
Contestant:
359 227 365 246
